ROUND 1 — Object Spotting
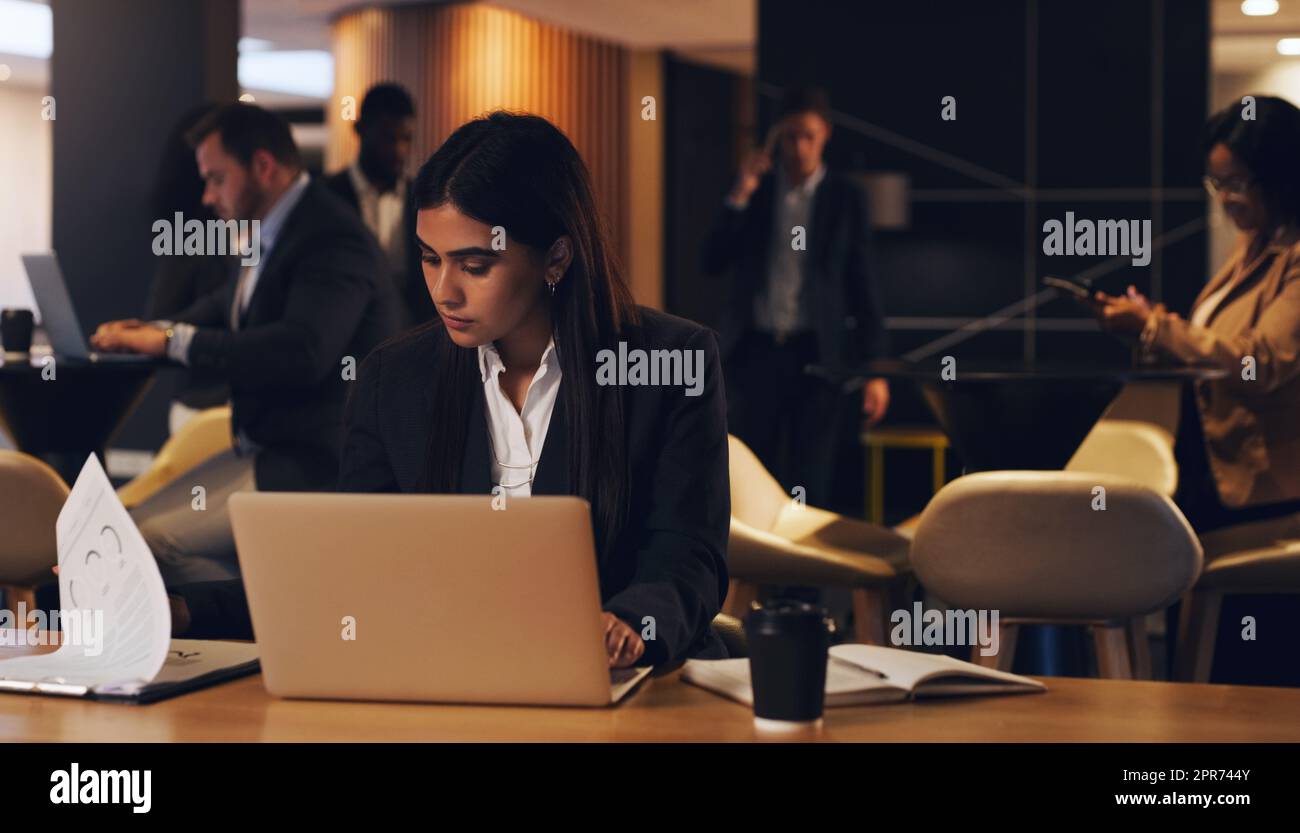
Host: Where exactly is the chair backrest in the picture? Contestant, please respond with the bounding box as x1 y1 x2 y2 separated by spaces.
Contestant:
1099 381 1181 436
117 406 232 508
1066 419 1177 497
711 613 748 658
911 471 1202 621
727 435 791 533
0 450 69 585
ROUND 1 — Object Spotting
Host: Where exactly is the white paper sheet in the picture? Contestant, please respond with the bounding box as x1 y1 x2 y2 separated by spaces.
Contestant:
0 454 171 693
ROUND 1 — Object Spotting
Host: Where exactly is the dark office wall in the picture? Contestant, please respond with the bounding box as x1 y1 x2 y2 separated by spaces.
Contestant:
663 55 752 329
50 0 238 452
748 0 1209 365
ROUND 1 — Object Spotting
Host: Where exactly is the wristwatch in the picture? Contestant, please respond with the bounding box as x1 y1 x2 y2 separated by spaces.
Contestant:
1139 311 1159 351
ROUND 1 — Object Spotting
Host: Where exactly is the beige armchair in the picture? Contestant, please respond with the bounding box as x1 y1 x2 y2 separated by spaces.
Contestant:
117 405 233 508
1066 419 1178 497
726 435 910 644
911 471 1202 679
1176 512 1300 682
0 451 69 606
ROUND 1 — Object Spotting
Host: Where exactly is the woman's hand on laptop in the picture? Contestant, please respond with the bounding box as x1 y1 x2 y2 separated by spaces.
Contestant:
601 612 645 668
90 319 167 356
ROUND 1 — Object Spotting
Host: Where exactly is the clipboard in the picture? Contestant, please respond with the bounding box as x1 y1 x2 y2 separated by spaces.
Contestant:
0 639 259 704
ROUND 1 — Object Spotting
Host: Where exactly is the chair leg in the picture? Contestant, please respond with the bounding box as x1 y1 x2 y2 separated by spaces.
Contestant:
723 580 760 620
2 585 37 614
886 578 914 617
1175 590 1222 683
1093 624 1133 680
1127 616 1152 680
869 446 885 525
931 445 945 495
972 623 1018 672
851 586 889 645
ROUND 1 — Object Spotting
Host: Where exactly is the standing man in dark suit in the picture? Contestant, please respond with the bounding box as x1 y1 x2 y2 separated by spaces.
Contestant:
91 103 398 584
323 82 433 329
702 86 889 509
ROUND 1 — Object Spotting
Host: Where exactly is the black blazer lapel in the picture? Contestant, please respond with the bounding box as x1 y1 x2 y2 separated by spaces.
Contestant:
805 175 839 358
750 177 776 270
530 391 570 495
459 385 494 494
808 174 837 271
337 172 360 212
242 182 320 326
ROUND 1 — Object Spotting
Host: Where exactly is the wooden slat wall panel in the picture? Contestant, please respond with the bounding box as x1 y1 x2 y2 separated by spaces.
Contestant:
328 2 629 258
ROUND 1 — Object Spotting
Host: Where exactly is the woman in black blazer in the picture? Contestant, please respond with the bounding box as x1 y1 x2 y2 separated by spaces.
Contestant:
168 114 730 663
335 112 730 667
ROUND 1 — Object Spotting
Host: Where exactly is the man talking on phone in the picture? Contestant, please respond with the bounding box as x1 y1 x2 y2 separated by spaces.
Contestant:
701 85 889 511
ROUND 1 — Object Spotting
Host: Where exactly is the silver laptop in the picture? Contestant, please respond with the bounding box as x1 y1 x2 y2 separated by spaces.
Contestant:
21 252 153 362
228 492 653 707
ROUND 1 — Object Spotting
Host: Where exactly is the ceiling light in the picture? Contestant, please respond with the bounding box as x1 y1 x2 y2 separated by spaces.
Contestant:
0 0 52 59
1242 0 1279 16
238 50 333 99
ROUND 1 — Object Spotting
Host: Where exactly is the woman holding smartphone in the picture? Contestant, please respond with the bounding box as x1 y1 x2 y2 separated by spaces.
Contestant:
337 111 730 668
1093 96 1300 685
1094 96 1300 533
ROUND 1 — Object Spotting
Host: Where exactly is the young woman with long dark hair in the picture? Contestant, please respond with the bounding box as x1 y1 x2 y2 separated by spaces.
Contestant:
337 112 730 667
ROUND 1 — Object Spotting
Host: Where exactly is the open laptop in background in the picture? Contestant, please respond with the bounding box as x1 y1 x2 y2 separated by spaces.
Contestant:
229 493 653 707
21 252 154 363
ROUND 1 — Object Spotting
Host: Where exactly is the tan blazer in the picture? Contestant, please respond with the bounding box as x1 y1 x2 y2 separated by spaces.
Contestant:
1147 227 1300 507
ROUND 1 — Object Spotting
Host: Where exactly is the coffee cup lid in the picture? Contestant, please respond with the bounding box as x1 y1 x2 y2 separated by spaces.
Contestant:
744 598 833 632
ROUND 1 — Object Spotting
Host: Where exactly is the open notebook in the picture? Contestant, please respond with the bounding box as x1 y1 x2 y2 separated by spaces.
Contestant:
683 644 1046 707
0 454 258 703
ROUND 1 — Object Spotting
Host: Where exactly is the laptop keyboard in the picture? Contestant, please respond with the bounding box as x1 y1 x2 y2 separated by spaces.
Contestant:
610 667 642 686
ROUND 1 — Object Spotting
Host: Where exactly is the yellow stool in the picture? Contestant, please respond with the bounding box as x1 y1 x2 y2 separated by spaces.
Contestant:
861 426 949 524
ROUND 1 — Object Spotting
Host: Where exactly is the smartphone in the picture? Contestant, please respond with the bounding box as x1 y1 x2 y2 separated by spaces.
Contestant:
1043 276 1091 300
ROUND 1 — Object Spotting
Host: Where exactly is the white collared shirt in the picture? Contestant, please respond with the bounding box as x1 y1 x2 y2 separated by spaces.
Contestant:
477 338 562 498
755 163 826 335
348 161 408 276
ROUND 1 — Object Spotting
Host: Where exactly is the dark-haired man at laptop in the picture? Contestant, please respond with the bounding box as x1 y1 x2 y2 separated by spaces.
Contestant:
91 103 398 585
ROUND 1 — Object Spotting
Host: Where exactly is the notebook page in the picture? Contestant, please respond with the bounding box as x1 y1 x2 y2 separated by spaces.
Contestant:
829 644 1045 694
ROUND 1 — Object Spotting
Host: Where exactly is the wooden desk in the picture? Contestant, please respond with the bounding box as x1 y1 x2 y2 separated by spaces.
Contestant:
3 648 1299 741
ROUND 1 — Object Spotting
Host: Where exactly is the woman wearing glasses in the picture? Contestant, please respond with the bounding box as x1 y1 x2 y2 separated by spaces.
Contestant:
1094 95 1300 533
1093 96 1300 685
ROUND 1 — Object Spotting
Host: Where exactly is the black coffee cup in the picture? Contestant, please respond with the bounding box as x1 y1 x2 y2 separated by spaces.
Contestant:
744 598 832 725
1 308 34 354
